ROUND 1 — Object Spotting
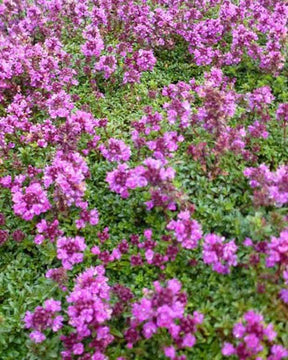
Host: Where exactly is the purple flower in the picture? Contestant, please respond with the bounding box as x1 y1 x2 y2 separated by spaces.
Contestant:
164 346 176 359
30 331 46 343
95 55 117 79
35 219 63 244
130 279 202 353
268 345 288 360
279 289 288 304
12 230 25 243
99 138 131 163
76 208 99 229
143 321 157 339
24 299 63 343
46 267 68 291
12 183 51 221
182 333 196 347
81 26 104 57
0 230 9 246
244 333 260 351
66 266 112 339
167 211 202 250
134 49 156 72
0 213 5 226
222 311 286 359
44 151 89 208
72 343 84 355
222 342 235 356
276 103 288 123
57 236 86 270
46 90 74 119
203 233 238 274
266 230 288 268
106 164 131 198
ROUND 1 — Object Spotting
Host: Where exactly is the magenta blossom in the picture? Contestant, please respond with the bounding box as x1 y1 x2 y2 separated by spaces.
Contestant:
12 183 51 221
222 311 285 359
128 279 203 356
75 208 99 229
56 236 86 270
34 219 63 244
24 299 63 343
99 138 131 163
167 211 202 249
203 233 238 274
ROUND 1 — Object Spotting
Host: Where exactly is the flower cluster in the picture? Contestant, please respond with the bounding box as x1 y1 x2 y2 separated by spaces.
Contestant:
34 219 63 245
12 183 51 221
24 299 63 343
106 158 175 201
0 229 9 246
44 151 90 209
167 211 202 250
265 229 288 304
99 138 131 163
56 236 86 270
62 266 113 359
128 279 203 359
222 311 287 360
0 0 287 359
91 236 129 265
276 104 288 123
203 234 238 274
75 208 99 229
244 165 288 207
266 230 288 269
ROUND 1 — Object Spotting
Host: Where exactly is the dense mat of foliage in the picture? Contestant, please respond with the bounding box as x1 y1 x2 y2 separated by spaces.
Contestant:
1 0 288 359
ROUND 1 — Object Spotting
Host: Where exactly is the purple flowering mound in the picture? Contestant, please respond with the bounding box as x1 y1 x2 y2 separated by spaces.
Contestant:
0 0 288 359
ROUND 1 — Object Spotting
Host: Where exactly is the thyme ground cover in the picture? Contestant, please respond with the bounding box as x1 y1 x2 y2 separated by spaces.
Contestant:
1 0 288 359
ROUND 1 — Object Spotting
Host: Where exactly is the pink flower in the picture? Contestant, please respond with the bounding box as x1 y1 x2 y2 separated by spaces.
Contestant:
143 321 157 338
76 208 99 229
12 183 51 221
81 27 104 57
95 55 117 79
167 211 202 250
46 90 74 119
276 103 288 123
222 342 235 356
99 138 131 163
106 164 131 198
233 323 246 338
145 249 154 264
30 331 46 343
182 333 196 347
134 49 156 72
34 219 63 244
164 346 176 359
44 151 89 208
72 343 84 355
130 279 202 352
132 298 153 322
66 266 112 340
203 234 238 274
222 311 286 358
91 352 107 360
57 236 86 270
24 299 63 343
45 267 67 291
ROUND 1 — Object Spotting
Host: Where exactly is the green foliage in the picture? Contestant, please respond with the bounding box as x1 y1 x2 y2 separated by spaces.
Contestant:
1 13 288 360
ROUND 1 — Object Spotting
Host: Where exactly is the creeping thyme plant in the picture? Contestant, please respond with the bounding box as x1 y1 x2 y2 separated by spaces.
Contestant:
1 0 288 359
